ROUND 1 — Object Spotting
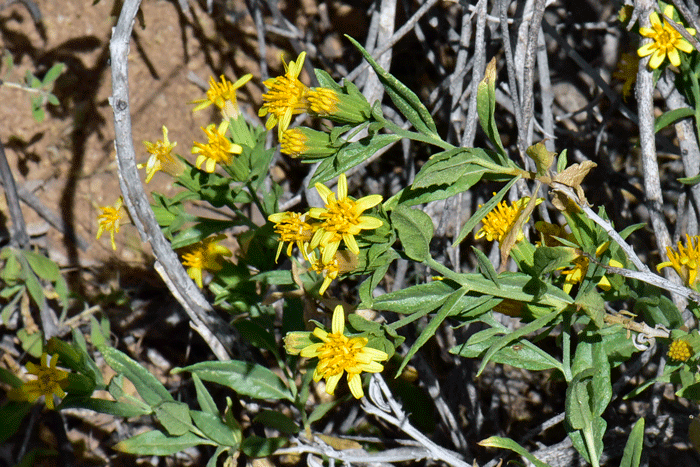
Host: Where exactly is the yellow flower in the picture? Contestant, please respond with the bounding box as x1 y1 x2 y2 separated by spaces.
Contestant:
268 211 315 262
180 234 232 288
638 5 696 69
192 74 253 112
668 339 693 362
280 128 309 158
280 127 337 159
307 87 339 116
258 52 309 137
560 242 611 293
475 196 540 244
612 53 639 100
96 196 125 250
657 234 700 288
299 305 388 399
13 353 69 410
140 126 184 183
192 122 243 173
534 221 570 247
308 173 383 264
307 250 357 295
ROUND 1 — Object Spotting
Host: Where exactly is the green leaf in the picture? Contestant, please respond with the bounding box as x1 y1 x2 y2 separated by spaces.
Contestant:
240 436 287 458
307 399 343 425
412 148 504 189
478 436 551 467
453 177 519 246
472 247 499 286
308 133 400 187
655 107 694 133
476 58 506 156
451 332 563 372
390 205 433 261
174 361 293 401
346 35 438 137
533 246 578 276
384 165 493 209
42 63 65 86
0 402 31 444
60 396 152 417
192 373 218 416
190 410 241 447
476 310 561 376
23 250 60 281
17 328 43 358
396 287 467 376
99 346 174 407
566 369 595 431
678 172 700 185
620 418 644 467
114 431 209 455
253 410 300 434
155 401 192 436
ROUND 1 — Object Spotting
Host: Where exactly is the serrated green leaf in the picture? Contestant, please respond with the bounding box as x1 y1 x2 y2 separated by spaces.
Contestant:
174 361 293 401
155 401 192 436
478 436 551 467
190 410 241 447
346 35 438 137
453 177 518 246
114 430 210 455
391 205 433 261
99 346 174 407
533 246 578 276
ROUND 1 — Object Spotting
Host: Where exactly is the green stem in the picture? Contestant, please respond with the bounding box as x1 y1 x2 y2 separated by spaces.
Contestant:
382 119 455 151
424 256 463 282
583 427 601 467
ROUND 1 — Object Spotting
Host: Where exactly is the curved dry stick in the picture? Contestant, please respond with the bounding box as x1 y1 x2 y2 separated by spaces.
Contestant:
110 0 233 361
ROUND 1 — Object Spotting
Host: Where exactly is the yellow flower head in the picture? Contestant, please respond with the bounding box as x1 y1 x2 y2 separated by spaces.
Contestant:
192 122 243 173
534 221 570 247
308 173 383 264
475 196 539 244
96 196 125 250
258 52 309 137
560 242 611 293
180 234 232 288
268 211 315 262
192 74 253 113
657 234 700 288
612 53 639 100
280 128 309 158
638 5 696 69
307 87 339 116
13 353 69 410
307 249 357 295
140 126 184 183
298 305 388 399
668 339 693 362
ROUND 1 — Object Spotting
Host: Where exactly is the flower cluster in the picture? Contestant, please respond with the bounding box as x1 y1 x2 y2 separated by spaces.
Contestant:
268 173 382 294
638 5 696 69
259 52 371 148
668 339 693 362
285 305 388 399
